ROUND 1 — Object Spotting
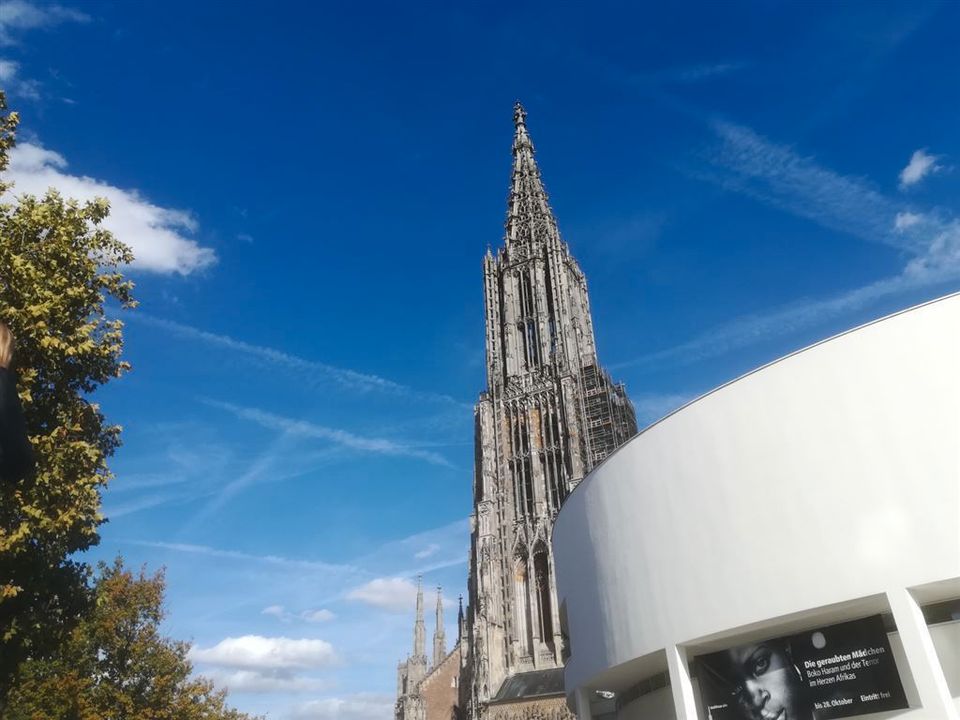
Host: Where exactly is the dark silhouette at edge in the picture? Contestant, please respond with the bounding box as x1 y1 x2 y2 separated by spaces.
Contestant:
0 323 35 484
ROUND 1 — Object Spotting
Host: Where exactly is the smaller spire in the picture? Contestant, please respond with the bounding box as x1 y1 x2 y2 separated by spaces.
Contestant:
413 574 426 659
433 586 446 667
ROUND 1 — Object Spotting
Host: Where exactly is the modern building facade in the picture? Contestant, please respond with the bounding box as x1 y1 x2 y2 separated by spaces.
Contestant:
457 104 638 720
553 293 960 720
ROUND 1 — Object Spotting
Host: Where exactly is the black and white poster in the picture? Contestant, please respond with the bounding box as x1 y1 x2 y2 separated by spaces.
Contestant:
696 615 908 720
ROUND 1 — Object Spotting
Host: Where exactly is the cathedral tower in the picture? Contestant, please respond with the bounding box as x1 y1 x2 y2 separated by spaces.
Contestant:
460 104 637 720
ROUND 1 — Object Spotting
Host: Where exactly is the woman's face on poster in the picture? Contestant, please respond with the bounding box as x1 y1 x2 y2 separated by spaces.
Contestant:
724 642 804 720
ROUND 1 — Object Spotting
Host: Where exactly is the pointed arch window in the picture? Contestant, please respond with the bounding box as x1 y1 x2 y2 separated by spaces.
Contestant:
533 547 554 646
516 270 541 369
510 406 535 519
513 554 533 656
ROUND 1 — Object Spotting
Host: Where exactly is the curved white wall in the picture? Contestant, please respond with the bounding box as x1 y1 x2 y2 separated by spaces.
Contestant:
553 293 960 718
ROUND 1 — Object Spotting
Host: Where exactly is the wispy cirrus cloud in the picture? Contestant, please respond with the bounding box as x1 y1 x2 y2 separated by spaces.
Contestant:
262 605 336 624
0 1 90 102
623 61 746 87
413 544 440 560
133 314 467 407
4 143 216 274
701 121 912 251
353 517 468 578
205 399 454 468
0 0 88 45
631 392 696 427
663 62 746 83
131 540 362 577
131 516 467 588
105 492 188 519
0 58 40 100
617 122 960 371
899 148 943 189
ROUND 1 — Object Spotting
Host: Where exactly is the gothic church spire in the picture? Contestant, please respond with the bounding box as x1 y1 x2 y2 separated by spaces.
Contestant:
506 101 558 249
432 586 446 667
413 575 426 660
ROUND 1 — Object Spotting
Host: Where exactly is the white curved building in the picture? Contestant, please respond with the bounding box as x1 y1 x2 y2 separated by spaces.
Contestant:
553 293 960 720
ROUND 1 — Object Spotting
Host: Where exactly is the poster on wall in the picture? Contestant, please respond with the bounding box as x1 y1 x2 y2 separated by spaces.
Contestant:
696 615 908 720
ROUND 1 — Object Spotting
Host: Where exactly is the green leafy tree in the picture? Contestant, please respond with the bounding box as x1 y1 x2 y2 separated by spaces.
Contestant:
6 558 259 720
0 92 134 697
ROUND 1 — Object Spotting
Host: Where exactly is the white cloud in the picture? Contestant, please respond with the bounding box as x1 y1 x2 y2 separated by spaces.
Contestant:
260 605 336 624
189 635 338 671
206 399 454 468
262 605 289 621
0 0 89 45
0 58 17 81
346 577 418 613
413 544 440 560
205 669 330 694
291 694 395 720
894 211 922 231
902 220 960 281
899 149 942 189
0 57 41 100
302 608 336 623
3 143 216 274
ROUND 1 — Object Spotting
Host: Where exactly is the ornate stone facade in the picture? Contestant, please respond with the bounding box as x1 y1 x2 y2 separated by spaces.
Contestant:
487 696 576 720
458 104 638 720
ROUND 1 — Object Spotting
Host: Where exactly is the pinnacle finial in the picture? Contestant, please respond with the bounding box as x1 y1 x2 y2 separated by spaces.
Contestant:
512 101 533 154
513 101 527 128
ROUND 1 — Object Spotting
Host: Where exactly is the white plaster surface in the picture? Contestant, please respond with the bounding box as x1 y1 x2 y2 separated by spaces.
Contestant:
553 293 960 718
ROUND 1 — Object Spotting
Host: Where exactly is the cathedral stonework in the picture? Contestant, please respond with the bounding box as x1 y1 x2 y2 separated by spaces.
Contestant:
396 582 463 720
397 104 637 720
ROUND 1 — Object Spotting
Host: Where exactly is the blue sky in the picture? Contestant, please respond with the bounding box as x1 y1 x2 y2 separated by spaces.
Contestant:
2 0 959 717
